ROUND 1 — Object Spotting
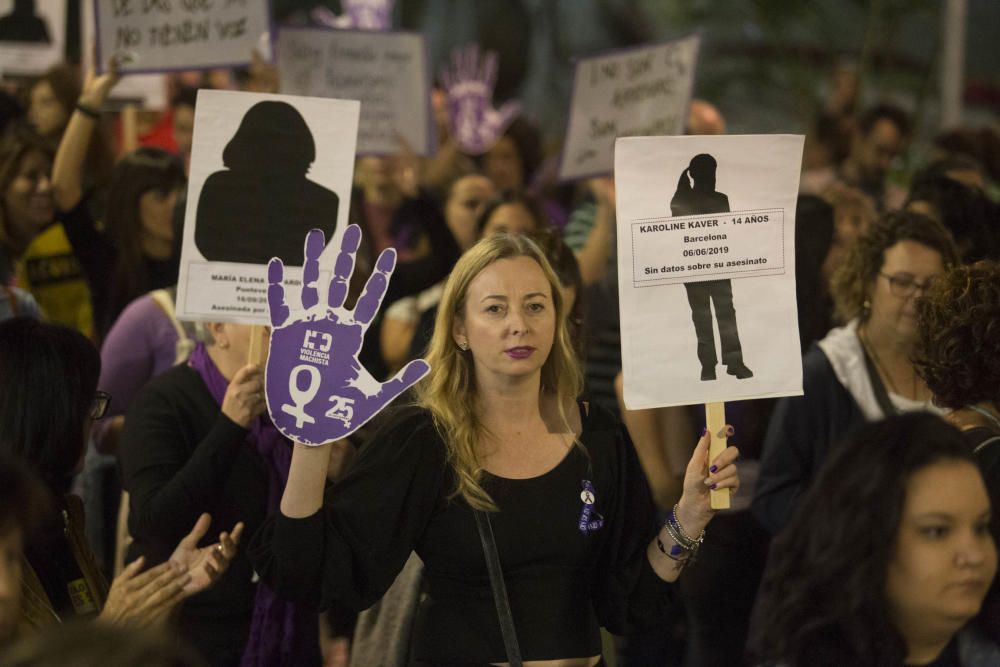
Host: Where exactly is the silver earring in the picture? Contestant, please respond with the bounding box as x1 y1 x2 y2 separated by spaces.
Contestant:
458 340 469 351
218 341 230 350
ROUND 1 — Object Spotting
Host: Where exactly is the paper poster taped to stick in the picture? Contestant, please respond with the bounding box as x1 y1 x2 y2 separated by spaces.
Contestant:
176 89 359 325
616 134 805 409
265 226 430 445
0 0 66 77
277 27 433 156
93 0 271 74
559 34 700 182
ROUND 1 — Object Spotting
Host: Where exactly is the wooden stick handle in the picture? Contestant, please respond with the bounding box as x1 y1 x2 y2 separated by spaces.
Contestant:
705 402 731 510
247 325 268 366
121 104 138 155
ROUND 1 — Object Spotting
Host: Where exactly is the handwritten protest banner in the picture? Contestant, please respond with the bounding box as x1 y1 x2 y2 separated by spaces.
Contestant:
175 90 359 325
0 0 66 77
94 0 271 74
616 134 805 409
277 27 433 156
558 34 700 181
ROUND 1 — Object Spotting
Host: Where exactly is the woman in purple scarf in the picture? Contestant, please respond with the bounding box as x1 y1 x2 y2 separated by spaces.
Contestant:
118 324 319 667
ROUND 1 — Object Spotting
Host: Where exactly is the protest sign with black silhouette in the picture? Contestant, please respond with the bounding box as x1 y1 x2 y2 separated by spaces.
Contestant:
0 0 65 76
176 90 359 325
616 134 804 409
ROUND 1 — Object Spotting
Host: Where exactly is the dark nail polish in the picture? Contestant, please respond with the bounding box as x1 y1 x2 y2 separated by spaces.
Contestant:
726 426 735 436
710 483 718 490
709 465 718 473
700 427 707 437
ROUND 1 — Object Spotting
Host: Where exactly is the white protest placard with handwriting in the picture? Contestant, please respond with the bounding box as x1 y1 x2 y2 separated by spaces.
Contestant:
175 89 359 325
277 27 433 156
0 0 66 77
94 0 271 74
616 134 805 409
559 34 699 182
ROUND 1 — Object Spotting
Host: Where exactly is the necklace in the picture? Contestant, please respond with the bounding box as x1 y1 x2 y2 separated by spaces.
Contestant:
858 325 916 397
967 404 1000 432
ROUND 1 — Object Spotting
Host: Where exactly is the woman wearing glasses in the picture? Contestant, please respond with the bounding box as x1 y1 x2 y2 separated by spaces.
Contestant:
753 211 959 534
0 317 240 637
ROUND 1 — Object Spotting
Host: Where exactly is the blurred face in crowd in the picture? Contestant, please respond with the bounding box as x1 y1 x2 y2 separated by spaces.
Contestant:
0 524 23 642
172 103 195 175
481 202 538 238
3 150 54 249
446 175 496 251
27 81 68 139
822 189 876 283
852 118 905 188
138 187 180 260
886 461 996 649
355 156 399 202
483 136 524 194
454 256 555 386
867 240 944 345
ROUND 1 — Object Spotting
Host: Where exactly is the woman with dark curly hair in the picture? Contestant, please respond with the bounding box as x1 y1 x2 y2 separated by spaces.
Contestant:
753 211 959 534
752 413 1000 667
915 261 1000 643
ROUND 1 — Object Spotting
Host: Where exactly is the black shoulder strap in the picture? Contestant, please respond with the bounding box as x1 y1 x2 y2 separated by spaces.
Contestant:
859 344 898 417
473 510 522 667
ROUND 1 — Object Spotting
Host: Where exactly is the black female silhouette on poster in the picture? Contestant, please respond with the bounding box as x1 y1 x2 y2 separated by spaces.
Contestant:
195 101 339 265
670 154 753 380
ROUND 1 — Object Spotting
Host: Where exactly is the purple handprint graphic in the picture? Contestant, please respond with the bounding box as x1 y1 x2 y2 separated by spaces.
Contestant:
440 44 521 155
312 0 394 31
265 225 429 446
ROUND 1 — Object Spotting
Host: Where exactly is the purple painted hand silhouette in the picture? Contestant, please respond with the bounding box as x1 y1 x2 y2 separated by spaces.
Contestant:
439 44 521 155
265 226 430 445
312 0 394 31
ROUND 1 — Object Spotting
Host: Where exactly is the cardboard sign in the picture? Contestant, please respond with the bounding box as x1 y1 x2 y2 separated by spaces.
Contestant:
0 0 66 77
277 28 433 156
559 34 700 181
616 134 805 409
265 226 430 445
175 89 359 324
93 0 271 74
81 0 167 110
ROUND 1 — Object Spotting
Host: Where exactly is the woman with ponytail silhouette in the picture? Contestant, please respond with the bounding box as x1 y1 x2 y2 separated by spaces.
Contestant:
670 154 753 380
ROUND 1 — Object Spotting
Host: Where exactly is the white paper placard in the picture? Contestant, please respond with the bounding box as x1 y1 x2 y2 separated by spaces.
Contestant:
616 134 805 409
94 0 271 74
558 34 700 182
81 0 167 110
277 27 433 156
175 89 359 324
0 0 66 77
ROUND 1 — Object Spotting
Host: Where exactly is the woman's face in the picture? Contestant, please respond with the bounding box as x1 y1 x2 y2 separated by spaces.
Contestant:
866 240 944 345
455 256 555 386
445 175 495 251
28 81 68 139
483 136 524 193
886 460 996 640
481 202 538 238
3 150 54 246
139 187 179 257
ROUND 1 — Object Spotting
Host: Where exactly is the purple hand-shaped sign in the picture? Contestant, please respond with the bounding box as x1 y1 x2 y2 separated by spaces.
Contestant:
440 44 521 155
265 226 430 445
312 0 395 31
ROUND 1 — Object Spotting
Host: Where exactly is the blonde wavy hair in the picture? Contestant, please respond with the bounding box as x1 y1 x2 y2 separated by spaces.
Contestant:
414 234 584 511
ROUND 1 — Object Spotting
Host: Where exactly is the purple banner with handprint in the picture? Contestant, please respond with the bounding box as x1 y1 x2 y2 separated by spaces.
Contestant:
440 44 521 156
265 226 430 445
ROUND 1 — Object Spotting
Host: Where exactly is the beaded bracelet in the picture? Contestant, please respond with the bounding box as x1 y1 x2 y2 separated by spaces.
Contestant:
669 503 705 549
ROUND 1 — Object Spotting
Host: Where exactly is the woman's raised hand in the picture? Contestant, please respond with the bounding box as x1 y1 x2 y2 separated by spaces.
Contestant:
98 557 189 627
169 513 244 597
675 426 740 535
221 364 266 428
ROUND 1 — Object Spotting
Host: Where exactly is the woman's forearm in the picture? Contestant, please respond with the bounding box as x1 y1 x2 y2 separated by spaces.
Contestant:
280 442 333 518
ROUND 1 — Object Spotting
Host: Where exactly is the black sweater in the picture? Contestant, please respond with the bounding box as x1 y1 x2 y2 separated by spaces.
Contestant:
119 364 318 667
249 403 675 664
